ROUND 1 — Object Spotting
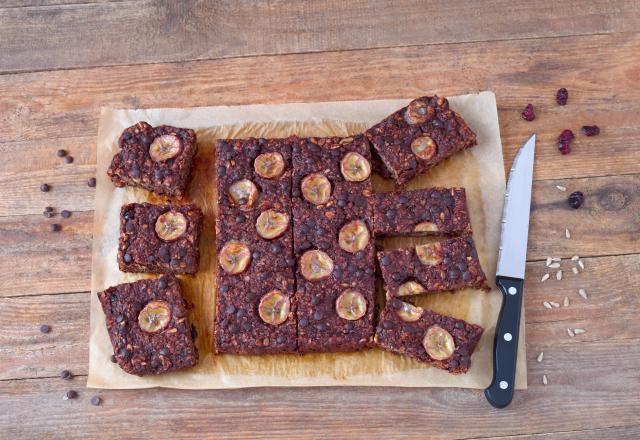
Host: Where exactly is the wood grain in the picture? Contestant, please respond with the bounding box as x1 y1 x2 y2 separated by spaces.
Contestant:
2 0 639 73
1 338 638 439
478 426 640 440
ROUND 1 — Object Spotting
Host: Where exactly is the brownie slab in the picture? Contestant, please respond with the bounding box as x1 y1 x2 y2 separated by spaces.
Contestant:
118 202 203 275
377 236 489 298
365 96 477 185
372 187 471 237
374 298 483 374
108 122 198 198
292 136 376 353
214 137 298 354
97 275 198 376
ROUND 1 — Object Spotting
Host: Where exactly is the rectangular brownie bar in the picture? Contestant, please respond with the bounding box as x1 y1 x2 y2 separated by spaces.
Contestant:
97 275 198 376
374 298 483 374
365 96 477 185
292 136 376 352
372 187 471 237
214 137 298 354
377 236 489 298
118 202 203 275
108 122 198 198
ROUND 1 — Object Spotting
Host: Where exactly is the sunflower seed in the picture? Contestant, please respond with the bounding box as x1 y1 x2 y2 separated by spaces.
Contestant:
541 273 550 282
571 255 580 261
549 301 560 308
572 267 579 275
573 328 586 335
565 228 571 239
567 328 575 337
543 301 552 309
563 296 570 307
537 352 544 363
556 185 566 191
578 288 588 299
542 374 548 385
548 262 561 269
551 257 562 262
545 257 552 267
578 260 585 270
556 270 563 281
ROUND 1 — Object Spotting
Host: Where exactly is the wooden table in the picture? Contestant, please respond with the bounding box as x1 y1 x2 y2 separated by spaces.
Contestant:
1 1 639 438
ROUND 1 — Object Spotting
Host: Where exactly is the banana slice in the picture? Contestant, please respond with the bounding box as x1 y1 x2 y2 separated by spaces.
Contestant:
155 211 188 241
254 152 285 179
340 152 371 182
256 210 290 240
228 179 259 210
413 221 439 233
258 290 290 325
138 300 172 333
219 241 251 274
415 242 443 266
395 301 424 322
149 134 181 161
301 173 331 205
423 325 455 360
397 281 427 297
338 220 370 254
411 136 437 161
299 250 334 281
404 99 434 125
335 290 367 321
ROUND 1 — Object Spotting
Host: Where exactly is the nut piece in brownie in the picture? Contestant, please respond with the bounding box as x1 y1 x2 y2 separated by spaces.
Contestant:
108 122 197 198
119 203 203 275
374 298 483 374
292 136 376 352
378 236 489 298
214 137 298 354
97 275 198 376
365 96 477 185
373 188 471 236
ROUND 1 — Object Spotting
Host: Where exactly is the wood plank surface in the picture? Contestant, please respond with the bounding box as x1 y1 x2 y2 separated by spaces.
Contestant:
2 0 639 73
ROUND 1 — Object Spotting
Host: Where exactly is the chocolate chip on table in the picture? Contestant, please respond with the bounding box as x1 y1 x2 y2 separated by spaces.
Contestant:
556 87 568 105
57 149 67 157
521 103 535 121
64 156 74 164
568 191 584 209
40 183 50 192
87 177 97 187
581 125 600 136
44 209 55 218
90 396 102 406
60 370 72 380
64 390 78 400
61 210 71 218
39 324 51 334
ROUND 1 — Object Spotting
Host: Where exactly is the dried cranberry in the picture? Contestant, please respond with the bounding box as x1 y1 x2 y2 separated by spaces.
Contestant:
556 88 568 105
521 104 535 121
568 191 584 209
557 129 574 155
581 125 600 136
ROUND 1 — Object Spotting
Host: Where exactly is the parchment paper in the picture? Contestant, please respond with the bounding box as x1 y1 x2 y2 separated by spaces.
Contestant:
88 92 527 389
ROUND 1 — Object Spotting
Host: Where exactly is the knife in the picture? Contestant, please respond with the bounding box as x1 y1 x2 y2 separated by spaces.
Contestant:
485 134 536 408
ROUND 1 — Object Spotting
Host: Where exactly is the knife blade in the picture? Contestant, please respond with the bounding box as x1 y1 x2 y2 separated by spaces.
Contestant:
485 134 536 408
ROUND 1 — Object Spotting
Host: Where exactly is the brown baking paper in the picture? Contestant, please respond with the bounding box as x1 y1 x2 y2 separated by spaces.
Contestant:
88 92 527 389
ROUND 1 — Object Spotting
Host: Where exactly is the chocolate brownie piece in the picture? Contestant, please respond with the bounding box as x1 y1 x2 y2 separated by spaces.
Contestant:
374 298 483 374
365 96 477 185
373 188 471 236
377 236 489 298
292 136 376 353
118 202 203 275
108 122 198 198
214 137 297 354
97 275 198 376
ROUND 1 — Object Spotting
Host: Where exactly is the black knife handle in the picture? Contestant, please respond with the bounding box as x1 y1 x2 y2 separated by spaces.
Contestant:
484 276 524 408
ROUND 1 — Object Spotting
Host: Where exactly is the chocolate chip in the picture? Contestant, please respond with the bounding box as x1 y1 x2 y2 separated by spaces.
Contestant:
310 296 320 306
110 355 117 363
125 222 135 233
312 311 323 321
158 278 168 289
454 321 464 329
459 356 470 367
153 169 164 180
123 210 134 220
382 321 394 330
61 210 71 218
45 206 54 213
337 199 346 207
448 359 459 369
50 223 62 232
251 251 261 260
131 165 140 178
44 211 54 218
191 325 198 340
390 299 403 310
60 370 72 380
217 166 226 177
116 315 125 323
276 335 286 344
225 304 236 314
123 253 132 263
241 322 252 332
385 209 396 219
379 255 390 266
462 271 471 281
447 269 460 280
40 183 50 192
286 257 295 267
39 324 51 334
314 323 325 331
57 149 67 157
235 214 246 224
87 177 97 187
391 273 402 282
90 396 102 406
159 348 170 356
64 156 74 164
236 309 246 319
64 390 78 400
270 243 282 253
299 317 309 327
228 323 239 334
218 284 228 294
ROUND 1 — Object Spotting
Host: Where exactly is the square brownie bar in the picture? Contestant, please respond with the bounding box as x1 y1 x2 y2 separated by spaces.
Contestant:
372 188 471 237
377 236 489 298
292 136 376 352
374 298 483 374
97 275 198 376
214 137 298 354
108 122 197 198
365 96 477 185
118 202 203 275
